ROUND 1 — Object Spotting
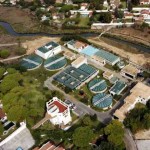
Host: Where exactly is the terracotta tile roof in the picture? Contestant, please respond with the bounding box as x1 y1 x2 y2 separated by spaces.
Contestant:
74 41 87 49
39 141 56 150
50 101 67 113
140 9 150 15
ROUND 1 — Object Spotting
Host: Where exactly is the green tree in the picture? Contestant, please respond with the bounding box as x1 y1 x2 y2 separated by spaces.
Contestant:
0 50 10 59
0 67 5 79
82 115 93 126
146 100 150 109
131 0 139 6
60 5 74 12
0 72 23 93
73 126 94 148
0 123 4 135
128 1 133 12
99 12 112 23
7 68 18 74
104 120 125 148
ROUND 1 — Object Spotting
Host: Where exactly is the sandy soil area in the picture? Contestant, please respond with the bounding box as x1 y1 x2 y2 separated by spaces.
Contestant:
134 130 150 140
22 37 60 55
88 37 150 66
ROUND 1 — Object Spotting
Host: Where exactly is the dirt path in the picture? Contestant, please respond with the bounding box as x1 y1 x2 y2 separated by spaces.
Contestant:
22 37 60 55
32 113 51 129
88 37 150 66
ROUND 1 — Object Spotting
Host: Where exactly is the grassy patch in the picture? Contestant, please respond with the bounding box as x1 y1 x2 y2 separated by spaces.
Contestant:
0 25 7 34
78 17 90 27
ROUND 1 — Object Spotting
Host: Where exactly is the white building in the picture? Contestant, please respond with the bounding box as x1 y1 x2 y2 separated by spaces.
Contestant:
114 82 150 122
121 64 139 80
35 41 62 59
140 0 150 5
66 40 88 52
71 56 87 68
46 97 72 126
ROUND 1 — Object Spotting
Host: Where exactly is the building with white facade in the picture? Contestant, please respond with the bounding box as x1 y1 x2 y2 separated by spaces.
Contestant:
71 56 87 68
35 41 62 59
46 97 72 126
140 0 150 5
114 82 150 121
121 64 139 80
66 40 88 52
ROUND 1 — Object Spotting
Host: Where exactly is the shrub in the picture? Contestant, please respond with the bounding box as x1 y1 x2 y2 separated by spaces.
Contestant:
15 47 26 55
0 50 10 59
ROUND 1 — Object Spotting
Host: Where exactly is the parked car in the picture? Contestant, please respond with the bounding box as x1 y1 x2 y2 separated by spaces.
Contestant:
64 100 76 110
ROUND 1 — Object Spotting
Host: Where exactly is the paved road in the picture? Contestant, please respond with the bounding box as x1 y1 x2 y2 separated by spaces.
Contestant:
124 129 137 150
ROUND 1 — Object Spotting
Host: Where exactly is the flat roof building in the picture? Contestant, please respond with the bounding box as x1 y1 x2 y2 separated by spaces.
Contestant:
103 71 114 80
114 82 150 121
91 55 106 66
63 50 76 60
66 40 88 53
54 63 99 90
35 41 62 59
71 56 87 68
81 45 120 66
121 64 139 80
46 97 72 126
109 80 127 96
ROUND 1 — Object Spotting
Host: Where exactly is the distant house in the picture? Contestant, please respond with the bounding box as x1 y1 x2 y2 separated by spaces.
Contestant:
140 0 150 5
35 41 62 59
114 82 150 121
46 97 72 126
80 3 89 10
66 40 88 52
124 12 133 19
121 64 139 80
41 15 49 22
140 9 150 19
33 141 65 150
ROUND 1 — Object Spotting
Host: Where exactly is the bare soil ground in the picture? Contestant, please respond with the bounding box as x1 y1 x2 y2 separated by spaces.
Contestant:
134 129 150 140
22 37 60 54
88 37 150 66
110 28 150 46
0 6 40 33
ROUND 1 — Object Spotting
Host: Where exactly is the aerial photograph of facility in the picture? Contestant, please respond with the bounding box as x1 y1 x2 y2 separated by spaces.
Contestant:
0 0 149 149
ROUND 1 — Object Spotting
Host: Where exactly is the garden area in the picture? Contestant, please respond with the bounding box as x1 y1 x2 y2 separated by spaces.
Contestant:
31 114 125 150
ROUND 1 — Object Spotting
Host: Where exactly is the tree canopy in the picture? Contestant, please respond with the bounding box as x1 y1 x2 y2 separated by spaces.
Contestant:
0 67 5 79
104 120 125 148
0 72 23 94
73 126 94 148
124 102 150 133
